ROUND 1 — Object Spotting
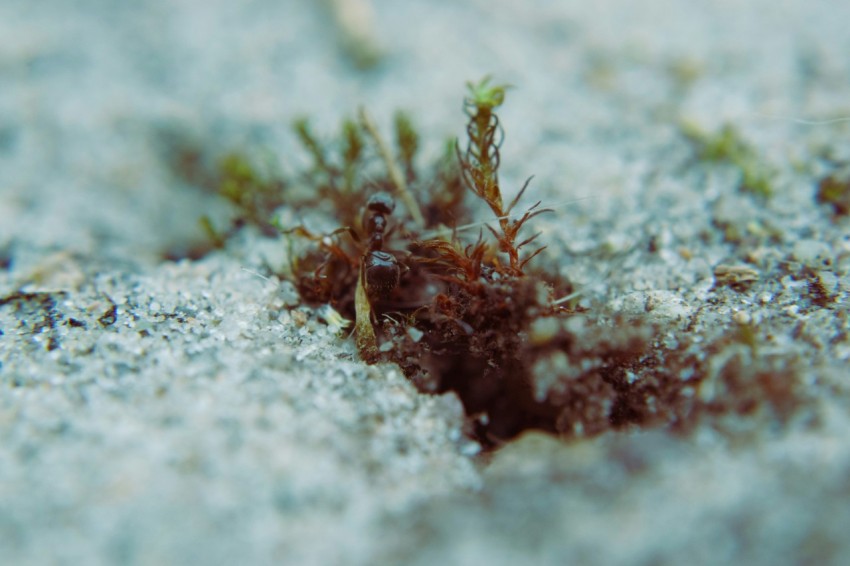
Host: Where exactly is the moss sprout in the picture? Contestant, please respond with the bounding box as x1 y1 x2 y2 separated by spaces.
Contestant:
817 172 850 216
217 153 287 234
681 121 776 198
394 111 419 184
456 77 550 274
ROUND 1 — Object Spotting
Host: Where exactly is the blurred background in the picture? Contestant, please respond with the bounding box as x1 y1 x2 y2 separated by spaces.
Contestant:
2 0 847 263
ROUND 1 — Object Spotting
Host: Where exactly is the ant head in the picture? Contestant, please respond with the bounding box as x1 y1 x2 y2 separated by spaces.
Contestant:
362 192 396 238
365 192 396 216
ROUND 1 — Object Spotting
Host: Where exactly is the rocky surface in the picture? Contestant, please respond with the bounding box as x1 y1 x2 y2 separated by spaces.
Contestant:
1 1 849 564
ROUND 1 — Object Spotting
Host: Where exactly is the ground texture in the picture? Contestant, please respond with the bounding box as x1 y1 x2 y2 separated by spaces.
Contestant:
1 1 849 564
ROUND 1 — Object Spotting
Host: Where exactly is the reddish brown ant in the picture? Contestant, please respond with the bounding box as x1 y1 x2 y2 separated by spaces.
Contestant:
285 190 409 360
359 192 402 301
354 191 406 360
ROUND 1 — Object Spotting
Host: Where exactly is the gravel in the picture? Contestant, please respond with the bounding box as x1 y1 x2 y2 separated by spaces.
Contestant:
1 1 849 564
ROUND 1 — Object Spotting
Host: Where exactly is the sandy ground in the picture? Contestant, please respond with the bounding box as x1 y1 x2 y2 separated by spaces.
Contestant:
1 1 849 564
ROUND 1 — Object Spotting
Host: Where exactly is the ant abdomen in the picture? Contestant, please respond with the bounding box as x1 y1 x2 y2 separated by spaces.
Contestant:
363 250 400 300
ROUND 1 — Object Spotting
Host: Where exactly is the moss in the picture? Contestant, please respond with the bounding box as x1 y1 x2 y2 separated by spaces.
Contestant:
216 152 287 235
418 139 467 227
681 122 776 198
456 77 549 274
175 78 811 449
278 78 571 442
341 118 366 192
394 111 419 184
817 172 850 216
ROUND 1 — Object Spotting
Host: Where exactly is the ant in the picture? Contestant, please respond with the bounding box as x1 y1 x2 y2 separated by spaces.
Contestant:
354 191 405 360
359 192 401 302
290 191 406 361
284 189 408 361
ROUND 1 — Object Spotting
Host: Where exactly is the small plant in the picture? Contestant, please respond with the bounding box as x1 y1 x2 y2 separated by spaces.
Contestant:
279 78 569 442
216 152 287 235
292 116 369 224
817 171 850 216
394 110 419 184
174 78 809 448
456 77 550 274
681 121 775 198
189 151 288 248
